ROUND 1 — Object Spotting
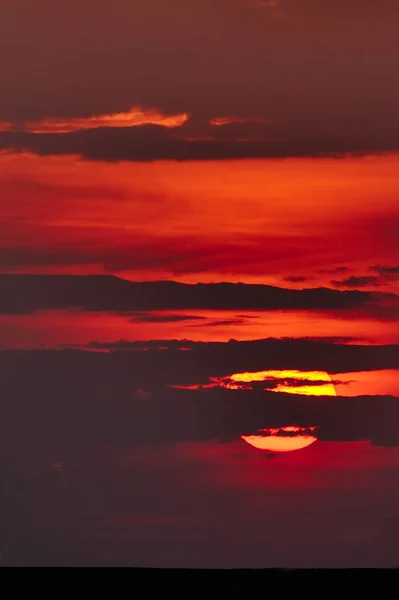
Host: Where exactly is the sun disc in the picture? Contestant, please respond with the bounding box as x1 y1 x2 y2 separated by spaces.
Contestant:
241 431 318 452
236 369 334 453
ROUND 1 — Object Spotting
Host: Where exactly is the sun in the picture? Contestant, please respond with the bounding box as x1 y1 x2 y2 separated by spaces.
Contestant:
169 368 335 453
233 369 336 453
242 426 318 452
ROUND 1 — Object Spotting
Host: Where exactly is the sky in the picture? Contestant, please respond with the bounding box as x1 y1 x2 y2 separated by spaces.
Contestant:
1 0 399 568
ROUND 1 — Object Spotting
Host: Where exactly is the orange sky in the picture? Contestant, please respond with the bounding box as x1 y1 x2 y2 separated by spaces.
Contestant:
0 307 398 349
1 150 399 291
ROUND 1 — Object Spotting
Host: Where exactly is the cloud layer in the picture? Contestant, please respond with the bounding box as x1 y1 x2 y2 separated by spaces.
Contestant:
1 346 399 448
0 274 395 315
1 1 398 159
2 125 399 162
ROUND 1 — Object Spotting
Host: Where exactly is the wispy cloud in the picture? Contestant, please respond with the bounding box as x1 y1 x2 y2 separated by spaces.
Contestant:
331 275 382 288
370 265 399 276
208 116 270 127
2 106 190 134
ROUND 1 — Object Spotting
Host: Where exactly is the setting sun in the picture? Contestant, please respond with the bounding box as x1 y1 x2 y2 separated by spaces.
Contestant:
242 426 319 453
235 370 336 452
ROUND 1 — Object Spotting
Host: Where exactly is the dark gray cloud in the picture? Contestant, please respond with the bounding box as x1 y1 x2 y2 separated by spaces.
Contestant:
332 266 399 288
187 318 249 327
1 1 399 159
129 313 206 324
283 275 312 283
86 337 399 378
3 337 399 390
0 274 395 314
1 337 399 567
331 276 383 288
370 265 399 276
0 346 398 448
2 125 399 161
319 266 350 274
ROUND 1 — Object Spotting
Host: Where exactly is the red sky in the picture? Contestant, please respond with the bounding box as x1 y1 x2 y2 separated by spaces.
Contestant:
1 0 399 568
1 151 399 289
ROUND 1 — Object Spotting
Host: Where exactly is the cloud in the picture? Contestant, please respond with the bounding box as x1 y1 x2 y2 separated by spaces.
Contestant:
129 313 206 324
0 274 395 315
1 337 398 566
318 266 350 274
283 275 312 283
332 267 399 288
331 276 383 288
3 106 190 134
208 116 269 127
370 265 399 276
191 319 248 327
21 336 399 382
216 375 350 391
1 346 399 448
1 1 398 160
2 125 399 161
176 116 273 143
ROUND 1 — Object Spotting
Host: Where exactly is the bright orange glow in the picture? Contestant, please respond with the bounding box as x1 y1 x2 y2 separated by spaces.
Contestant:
242 426 318 453
333 369 399 397
228 369 337 396
242 431 318 453
9 107 190 134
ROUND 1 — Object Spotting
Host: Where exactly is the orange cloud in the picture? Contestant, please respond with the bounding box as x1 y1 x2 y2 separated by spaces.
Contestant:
209 116 269 126
4 106 190 134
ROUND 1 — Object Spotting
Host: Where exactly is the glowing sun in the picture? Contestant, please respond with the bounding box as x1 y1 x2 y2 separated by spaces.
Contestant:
242 426 318 452
236 369 336 453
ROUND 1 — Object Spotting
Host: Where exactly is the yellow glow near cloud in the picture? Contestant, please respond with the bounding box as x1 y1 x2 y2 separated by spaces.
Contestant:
235 371 335 453
228 369 337 396
7 107 190 134
242 433 318 452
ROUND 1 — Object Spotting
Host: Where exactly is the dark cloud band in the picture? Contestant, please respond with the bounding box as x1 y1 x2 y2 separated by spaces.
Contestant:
0 274 394 314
